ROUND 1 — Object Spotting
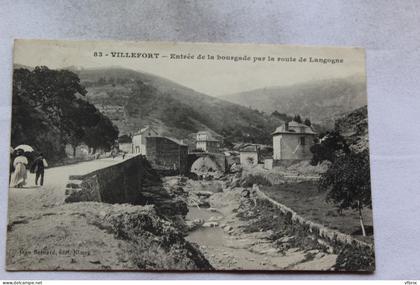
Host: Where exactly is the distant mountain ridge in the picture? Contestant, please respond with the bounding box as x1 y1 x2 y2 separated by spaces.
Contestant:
220 75 367 127
13 64 366 145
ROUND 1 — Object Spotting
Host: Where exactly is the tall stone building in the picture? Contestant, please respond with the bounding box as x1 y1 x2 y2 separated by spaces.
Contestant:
196 131 220 153
132 126 159 155
272 121 316 161
146 136 188 175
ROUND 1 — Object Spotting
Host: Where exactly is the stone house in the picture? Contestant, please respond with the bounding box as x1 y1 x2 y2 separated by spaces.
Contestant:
132 126 159 155
118 135 133 153
65 143 90 158
119 142 133 154
196 131 220 153
239 145 260 167
146 136 188 175
272 121 316 161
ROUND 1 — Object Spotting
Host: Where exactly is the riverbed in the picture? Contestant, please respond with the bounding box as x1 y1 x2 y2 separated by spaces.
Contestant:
165 176 338 271
184 185 321 270
186 206 284 270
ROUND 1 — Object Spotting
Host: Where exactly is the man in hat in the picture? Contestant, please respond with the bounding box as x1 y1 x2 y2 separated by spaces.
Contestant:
31 153 48 186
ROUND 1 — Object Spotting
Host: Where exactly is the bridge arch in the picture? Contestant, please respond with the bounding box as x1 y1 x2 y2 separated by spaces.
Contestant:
187 153 227 176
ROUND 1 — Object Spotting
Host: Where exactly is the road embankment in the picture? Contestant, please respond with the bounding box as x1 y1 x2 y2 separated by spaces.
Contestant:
7 202 212 270
7 157 213 271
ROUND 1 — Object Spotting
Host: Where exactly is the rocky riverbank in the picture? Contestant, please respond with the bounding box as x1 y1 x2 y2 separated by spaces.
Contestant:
164 174 340 270
6 201 212 271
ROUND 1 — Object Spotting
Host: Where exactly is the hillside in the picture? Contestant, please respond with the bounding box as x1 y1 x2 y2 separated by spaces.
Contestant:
74 67 284 145
220 75 367 128
335 105 369 153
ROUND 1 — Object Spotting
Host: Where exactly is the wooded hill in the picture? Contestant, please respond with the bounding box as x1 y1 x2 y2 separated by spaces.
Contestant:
75 67 285 145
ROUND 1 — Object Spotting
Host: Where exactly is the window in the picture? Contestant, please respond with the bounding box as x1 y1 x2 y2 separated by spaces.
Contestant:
300 137 306 146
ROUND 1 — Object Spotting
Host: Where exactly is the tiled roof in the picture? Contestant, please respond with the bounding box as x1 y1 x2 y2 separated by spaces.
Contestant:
272 121 316 135
148 136 187 146
197 131 220 142
134 125 158 135
240 145 258 152
164 136 187 146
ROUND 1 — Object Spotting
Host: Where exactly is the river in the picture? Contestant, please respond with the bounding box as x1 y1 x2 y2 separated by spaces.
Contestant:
184 188 310 270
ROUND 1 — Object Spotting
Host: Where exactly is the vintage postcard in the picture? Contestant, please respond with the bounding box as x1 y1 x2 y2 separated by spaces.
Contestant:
7 39 374 271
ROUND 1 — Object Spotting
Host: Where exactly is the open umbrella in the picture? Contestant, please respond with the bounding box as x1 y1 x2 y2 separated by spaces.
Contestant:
14 144 34 152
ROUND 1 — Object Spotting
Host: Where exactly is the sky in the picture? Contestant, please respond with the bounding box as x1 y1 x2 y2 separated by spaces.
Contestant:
13 39 366 97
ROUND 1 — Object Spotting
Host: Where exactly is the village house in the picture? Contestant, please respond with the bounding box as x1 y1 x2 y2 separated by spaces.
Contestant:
239 145 260 167
132 125 159 155
118 135 133 153
146 136 188 175
196 131 220 153
65 143 90 159
272 121 316 161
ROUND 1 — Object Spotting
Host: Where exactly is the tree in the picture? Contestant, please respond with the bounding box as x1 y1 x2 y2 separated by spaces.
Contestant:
12 67 88 161
98 77 106 85
304 118 312 127
222 138 234 149
293 114 302 123
12 66 118 162
319 150 371 236
310 131 350 165
83 113 119 153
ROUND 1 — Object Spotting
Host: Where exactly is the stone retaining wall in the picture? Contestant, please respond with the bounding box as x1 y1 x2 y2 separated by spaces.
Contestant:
253 184 373 251
65 155 161 204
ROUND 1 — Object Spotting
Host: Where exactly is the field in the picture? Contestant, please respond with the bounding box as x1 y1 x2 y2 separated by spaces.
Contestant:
260 182 374 243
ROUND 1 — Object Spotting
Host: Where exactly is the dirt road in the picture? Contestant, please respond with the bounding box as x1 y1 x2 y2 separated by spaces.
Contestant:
6 156 212 271
8 157 127 216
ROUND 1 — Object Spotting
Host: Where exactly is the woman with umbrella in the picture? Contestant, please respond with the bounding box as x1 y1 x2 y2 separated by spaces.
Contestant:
10 145 32 188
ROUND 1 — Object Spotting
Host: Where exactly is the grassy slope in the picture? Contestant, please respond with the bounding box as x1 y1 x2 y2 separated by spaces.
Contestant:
261 182 373 243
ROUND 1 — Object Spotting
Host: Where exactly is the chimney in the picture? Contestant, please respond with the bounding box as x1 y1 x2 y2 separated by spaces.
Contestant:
284 121 289 131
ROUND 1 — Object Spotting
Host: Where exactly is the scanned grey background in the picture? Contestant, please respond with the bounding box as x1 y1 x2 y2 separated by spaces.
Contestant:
1 0 419 280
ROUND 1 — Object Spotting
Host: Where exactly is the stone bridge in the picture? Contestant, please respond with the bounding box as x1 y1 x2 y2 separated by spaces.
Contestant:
65 155 159 203
187 152 228 174
63 155 187 216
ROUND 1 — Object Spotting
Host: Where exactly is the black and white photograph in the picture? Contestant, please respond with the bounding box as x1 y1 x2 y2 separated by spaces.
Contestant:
6 39 373 272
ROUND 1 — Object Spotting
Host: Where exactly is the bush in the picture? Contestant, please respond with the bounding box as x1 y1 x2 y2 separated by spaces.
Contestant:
237 198 328 253
240 174 272 187
310 131 349 165
334 244 375 271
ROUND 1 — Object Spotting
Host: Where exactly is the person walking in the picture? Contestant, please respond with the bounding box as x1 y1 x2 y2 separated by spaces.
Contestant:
31 153 48 186
10 149 28 188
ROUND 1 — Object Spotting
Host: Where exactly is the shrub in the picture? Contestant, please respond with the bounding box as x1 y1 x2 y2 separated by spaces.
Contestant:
240 174 272 187
310 131 349 165
334 244 375 272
